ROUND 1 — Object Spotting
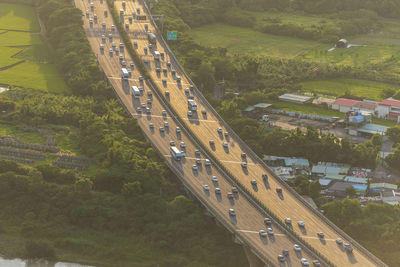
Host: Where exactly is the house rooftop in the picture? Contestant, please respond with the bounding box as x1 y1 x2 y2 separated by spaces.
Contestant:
333 98 361 107
379 98 400 107
353 101 376 110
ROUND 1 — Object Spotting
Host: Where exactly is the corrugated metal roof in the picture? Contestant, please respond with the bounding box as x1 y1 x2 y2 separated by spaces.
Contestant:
319 178 333 186
253 103 271 108
324 174 345 180
284 158 310 167
379 98 400 108
344 176 368 184
357 124 388 135
370 183 398 190
279 94 312 103
312 165 326 174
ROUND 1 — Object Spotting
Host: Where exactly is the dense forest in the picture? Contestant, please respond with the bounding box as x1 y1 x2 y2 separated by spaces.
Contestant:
0 0 248 265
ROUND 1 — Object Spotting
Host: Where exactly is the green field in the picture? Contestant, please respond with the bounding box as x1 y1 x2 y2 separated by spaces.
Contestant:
0 3 40 32
0 3 68 94
299 78 400 100
190 23 321 58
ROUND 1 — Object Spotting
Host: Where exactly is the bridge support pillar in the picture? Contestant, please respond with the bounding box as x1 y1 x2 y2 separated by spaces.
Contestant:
243 246 268 267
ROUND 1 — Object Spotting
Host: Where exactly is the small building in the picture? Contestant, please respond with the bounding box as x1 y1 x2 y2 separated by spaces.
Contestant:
319 178 333 189
381 190 400 205
376 98 400 122
244 103 272 119
344 176 368 184
332 98 361 113
278 94 312 104
271 166 294 181
312 162 350 177
283 158 310 168
353 101 377 114
324 174 345 181
352 184 368 195
326 181 355 198
357 123 388 137
370 183 398 193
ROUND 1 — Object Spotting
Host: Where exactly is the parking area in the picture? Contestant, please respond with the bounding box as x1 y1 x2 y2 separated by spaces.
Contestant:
265 114 369 143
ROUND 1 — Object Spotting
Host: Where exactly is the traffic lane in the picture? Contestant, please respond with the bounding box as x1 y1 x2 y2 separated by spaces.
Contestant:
122 3 380 265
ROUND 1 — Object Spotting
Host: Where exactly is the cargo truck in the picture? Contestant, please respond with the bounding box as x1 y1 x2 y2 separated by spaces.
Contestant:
132 86 141 98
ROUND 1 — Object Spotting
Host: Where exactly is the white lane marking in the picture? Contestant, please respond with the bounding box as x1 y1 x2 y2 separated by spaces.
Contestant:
236 230 338 241
108 76 139 81
153 79 191 87
164 155 255 165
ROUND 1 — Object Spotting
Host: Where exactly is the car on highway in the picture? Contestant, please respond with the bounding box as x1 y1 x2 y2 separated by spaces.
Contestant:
259 230 267 237
205 159 211 166
294 244 301 252
147 98 152 104
164 121 169 128
317 232 324 238
188 110 192 117
192 165 198 171
223 142 228 148
146 108 151 114
232 186 238 193
212 176 218 183
141 103 146 109
229 208 236 216
282 249 289 256
195 150 200 157
165 91 170 97
147 91 152 97
159 127 165 133
202 109 207 115
276 187 282 194
251 180 257 186
149 123 154 130
336 238 343 245
264 218 272 226
184 88 189 95
262 174 268 181
298 221 305 227
241 162 247 168
224 132 229 137
278 255 285 262
162 78 167 86
301 258 310 266
176 127 181 134
209 140 215 146
285 218 292 224
136 107 141 113
344 243 353 253
217 127 222 133
169 141 175 146
312 260 321 267
162 110 167 117
180 142 186 148
203 185 209 191
215 188 221 194
267 227 274 235
241 153 247 159
167 61 171 67
227 192 233 199
196 158 201 165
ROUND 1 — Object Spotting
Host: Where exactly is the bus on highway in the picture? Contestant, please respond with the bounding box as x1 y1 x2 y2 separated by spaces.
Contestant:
170 146 184 161
132 86 141 98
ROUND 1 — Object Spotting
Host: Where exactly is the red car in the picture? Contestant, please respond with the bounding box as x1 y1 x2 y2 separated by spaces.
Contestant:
276 187 282 194
227 192 234 199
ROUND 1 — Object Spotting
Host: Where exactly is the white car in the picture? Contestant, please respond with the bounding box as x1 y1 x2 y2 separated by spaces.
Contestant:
223 142 228 148
203 185 209 191
241 162 247 168
176 127 181 133
336 238 343 245
301 258 309 266
229 208 236 216
215 188 221 194
267 227 274 235
164 121 169 128
285 218 292 224
192 165 198 171
136 107 141 113
259 230 267 237
344 243 353 252
212 176 218 183
188 110 192 117
196 158 201 165
251 180 257 185
317 232 324 238
217 127 222 133
205 159 211 166
180 142 186 148
159 127 165 132
169 141 175 146
294 244 301 252
162 110 167 117
264 218 272 226
149 123 154 129
298 221 305 227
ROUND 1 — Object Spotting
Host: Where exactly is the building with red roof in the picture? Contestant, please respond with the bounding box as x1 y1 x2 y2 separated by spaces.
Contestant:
332 98 361 113
376 98 400 122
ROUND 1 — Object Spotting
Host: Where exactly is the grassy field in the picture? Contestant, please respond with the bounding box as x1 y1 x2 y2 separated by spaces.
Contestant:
0 4 68 94
0 3 40 32
268 100 345 118
189 23 321 58
298 78 400 100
